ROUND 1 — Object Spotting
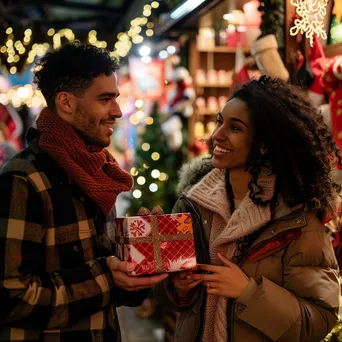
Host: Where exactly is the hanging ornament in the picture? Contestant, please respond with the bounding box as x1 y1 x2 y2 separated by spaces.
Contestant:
333 0 342 24
290 0 328 47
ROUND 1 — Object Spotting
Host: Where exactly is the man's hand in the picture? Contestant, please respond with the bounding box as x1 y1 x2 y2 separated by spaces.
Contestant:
170 270 202 297
107 256 169 291
189 253 250 298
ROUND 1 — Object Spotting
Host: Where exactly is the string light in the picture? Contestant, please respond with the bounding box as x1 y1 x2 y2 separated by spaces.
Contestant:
133 35 144 44
135 100 144 108
146 29 154 37
145 117 154 125
167 45 176 54
151 152 160 161
136 110 145 119
133 190 142 198
149 183 158 192
151 169 161 178
140 17 148 25
142 143 151 151
159 50 168 59
129 114 140 125
130 167 139 176
159 173 168 181
137 176 146 185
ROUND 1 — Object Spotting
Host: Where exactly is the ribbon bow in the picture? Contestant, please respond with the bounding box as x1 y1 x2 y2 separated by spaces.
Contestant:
137 206 164 216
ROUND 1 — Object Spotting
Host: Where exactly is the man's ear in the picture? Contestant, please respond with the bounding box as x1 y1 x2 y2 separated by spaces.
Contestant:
55 92 76 116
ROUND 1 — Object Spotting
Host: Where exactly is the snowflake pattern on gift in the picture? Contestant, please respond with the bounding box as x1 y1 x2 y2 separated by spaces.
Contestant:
165 256 197 272
129 220 146 237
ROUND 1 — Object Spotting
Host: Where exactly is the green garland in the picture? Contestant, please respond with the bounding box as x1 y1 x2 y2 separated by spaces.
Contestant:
258 0 285 55
329 15 342 44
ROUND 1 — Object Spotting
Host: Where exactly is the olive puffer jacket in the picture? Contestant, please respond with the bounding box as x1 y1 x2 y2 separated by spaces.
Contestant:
155 158 340 342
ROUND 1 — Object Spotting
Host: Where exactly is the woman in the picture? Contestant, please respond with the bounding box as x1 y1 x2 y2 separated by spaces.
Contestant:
155 76 341 342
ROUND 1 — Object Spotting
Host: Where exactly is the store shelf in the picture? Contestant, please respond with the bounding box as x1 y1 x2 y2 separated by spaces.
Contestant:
197 82 232 88
324 42 342 58
197 109 219 116
198 46 250 53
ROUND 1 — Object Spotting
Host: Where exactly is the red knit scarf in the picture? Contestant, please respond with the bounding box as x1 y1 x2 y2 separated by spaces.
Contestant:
36 108 133 216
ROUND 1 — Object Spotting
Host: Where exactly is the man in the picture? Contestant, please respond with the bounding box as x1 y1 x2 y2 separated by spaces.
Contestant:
0 42 168 341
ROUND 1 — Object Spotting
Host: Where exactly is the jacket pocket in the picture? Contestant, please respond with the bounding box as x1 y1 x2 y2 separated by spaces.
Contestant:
55 223 93 250
51 222 94 269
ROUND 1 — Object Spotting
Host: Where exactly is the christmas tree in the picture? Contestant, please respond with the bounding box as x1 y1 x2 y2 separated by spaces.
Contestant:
127 101 178 215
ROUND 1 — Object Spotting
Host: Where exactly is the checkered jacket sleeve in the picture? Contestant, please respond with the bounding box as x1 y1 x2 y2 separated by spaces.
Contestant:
0 174 115 329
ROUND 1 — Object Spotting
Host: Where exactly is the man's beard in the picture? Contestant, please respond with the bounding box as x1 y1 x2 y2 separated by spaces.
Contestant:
73 106 109 147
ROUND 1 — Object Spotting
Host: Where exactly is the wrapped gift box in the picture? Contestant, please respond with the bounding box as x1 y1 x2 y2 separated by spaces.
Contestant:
114 213 197 275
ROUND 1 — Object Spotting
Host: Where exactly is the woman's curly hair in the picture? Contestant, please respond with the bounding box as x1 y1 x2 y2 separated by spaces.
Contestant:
223 76 341 262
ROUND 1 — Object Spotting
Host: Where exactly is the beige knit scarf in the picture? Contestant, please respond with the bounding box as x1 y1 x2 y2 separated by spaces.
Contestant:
187 168 276 342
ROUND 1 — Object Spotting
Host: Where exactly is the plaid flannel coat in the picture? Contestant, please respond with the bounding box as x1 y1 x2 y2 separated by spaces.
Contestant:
0 128 148 342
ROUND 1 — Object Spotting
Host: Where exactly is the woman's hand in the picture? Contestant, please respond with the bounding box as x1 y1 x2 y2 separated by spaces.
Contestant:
170 270 202 297
189 253 250 298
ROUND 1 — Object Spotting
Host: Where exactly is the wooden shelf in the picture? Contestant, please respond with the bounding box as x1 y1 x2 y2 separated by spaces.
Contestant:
198 46 250 53
196 82 232 88
324 43 342 58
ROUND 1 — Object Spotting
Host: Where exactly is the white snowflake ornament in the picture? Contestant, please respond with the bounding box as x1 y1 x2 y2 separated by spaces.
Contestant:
290 0 328 47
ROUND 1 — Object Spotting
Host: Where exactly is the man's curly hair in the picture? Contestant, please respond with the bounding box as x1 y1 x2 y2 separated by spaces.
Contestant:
225 76 341 261
33 41 119 109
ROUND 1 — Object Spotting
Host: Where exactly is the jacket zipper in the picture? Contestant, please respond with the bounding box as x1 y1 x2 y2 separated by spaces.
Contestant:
179 195 209 342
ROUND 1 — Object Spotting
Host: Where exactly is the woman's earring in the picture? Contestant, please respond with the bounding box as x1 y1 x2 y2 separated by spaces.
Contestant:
260 148 268 155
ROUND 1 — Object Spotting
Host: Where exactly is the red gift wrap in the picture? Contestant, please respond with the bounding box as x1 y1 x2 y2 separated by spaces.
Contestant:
114 213 197 275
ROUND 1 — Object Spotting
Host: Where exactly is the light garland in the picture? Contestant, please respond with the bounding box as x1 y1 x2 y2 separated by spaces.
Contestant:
0 0 160 74
0 28 75 73
110 1 160 58
290 0 328 46
0 84 46 108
